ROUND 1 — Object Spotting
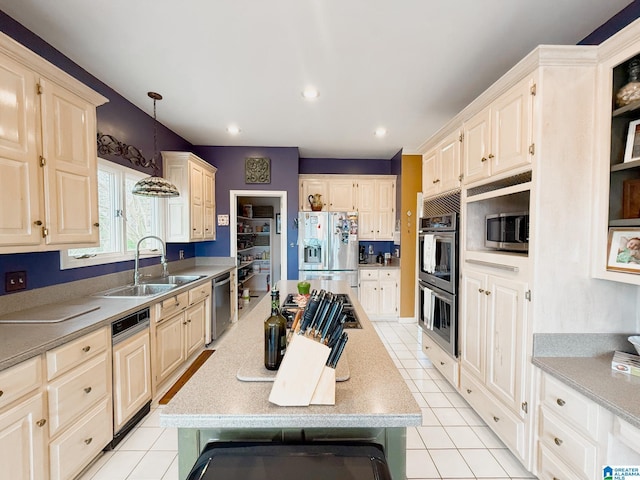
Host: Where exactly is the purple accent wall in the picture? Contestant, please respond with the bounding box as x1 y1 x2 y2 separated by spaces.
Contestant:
579 0 640 45
299 157 391 175
193 146 300 280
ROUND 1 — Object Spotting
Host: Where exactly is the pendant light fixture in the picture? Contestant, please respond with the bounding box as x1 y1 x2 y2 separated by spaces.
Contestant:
132 92 180 197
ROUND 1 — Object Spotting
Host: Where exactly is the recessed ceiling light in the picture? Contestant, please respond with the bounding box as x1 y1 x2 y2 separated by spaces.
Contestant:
374 127 387 137
226 125 241 135
302 88 319 100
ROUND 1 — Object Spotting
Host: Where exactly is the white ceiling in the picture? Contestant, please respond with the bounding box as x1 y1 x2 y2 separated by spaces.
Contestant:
0 1 633 159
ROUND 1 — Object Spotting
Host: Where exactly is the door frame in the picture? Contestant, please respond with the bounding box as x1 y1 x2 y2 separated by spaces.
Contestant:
230 190 288 283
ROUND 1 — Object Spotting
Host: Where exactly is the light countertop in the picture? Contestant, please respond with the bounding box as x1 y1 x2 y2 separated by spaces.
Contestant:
0 264 234 371
160 279 422 429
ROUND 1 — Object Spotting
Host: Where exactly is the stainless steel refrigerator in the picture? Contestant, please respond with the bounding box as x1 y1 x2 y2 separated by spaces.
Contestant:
298 211 359 288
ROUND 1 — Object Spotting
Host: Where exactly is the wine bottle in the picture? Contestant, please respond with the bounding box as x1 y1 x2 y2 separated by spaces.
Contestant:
264 289 287 370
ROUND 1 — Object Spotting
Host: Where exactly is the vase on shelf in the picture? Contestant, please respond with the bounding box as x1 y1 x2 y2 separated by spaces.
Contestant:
616 57 640 107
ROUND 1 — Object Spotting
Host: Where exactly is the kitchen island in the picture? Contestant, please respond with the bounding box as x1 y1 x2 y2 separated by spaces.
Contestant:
160 279 421 479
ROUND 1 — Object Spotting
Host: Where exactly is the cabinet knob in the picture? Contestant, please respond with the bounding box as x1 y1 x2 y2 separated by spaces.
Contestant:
466 388 472 394
36 418 46 427
478 288 485 293
84 387 92 394
488 154 495 159
432 179 440 184
93 222 100 227
0 390 3 397
553 437 563 446
556 398 565 407
492 416 500 422
34 220 43 226
84 437 93 445
439 361 445 366
484 290 491 295
481 157 487 163
82 346 91 353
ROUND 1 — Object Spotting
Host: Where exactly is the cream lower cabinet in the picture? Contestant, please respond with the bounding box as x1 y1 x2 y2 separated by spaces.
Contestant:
112 329 151 433
45 327 112 480
358 268 399 318
0 356 48 480
163 151 217 242
0 34 107 253
152 284 209 393
460 267 529 461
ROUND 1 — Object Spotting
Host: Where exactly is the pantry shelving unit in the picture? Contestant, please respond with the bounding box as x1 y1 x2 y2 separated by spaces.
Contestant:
237 215 273 293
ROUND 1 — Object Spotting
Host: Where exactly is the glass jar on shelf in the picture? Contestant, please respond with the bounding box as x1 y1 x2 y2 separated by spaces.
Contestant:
616 56 640 107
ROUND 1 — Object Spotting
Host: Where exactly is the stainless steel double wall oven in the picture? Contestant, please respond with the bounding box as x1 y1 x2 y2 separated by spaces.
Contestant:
418 212 459 357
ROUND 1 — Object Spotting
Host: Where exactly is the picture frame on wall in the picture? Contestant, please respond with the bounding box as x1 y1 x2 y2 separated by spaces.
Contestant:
624 119 640 163
607 227 640 273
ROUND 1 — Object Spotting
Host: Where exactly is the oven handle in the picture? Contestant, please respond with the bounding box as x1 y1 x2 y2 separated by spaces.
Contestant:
421 285 435 330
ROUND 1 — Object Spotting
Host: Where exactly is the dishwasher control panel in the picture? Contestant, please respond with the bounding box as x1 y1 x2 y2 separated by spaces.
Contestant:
112 307 150 344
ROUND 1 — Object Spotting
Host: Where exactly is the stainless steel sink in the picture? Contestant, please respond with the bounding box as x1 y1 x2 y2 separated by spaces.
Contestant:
95 283 178 298
140 274 206 286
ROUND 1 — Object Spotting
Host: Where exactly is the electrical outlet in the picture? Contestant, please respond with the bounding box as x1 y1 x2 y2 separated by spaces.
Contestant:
5 271 26 293
179 250 184 260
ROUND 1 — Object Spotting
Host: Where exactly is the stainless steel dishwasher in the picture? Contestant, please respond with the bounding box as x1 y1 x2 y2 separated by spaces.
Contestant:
211 272 232 341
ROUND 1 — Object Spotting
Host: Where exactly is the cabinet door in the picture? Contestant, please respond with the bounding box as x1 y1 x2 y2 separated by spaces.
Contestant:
328 179 355 211
491 77 532 175
300 179 328 211
460 270 486 380
0 55 41 247
155 313 185 385
39 78 99 246
376 180 395 240
422 150 439 197
378 273 398 316
112 329 151 432
189 162 204 240
438 131 462 192
463 107 491 184
359 277 378 314
0 392 48 480
485 275 527 413
356 179 376 240
203 168 215 240
185 301 206 359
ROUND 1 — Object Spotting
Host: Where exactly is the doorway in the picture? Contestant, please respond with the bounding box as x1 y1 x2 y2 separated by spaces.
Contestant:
230 190 288 293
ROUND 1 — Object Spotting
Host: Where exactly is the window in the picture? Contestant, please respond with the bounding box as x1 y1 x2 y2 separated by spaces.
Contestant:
60 159 164 269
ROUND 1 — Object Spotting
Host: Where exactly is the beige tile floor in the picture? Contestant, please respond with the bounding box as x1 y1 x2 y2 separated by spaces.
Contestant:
78 321 537 480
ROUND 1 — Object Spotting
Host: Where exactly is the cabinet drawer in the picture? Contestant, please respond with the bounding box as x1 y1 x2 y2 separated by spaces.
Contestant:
46 327 109 380
48 396 112 480
379 269 399 280
460 369 525 458
537 443 583 480
540 373 599 438
359 269 378 280
48 351 110 437
538 407 596 478
158 291 189 319
422 332 458 388
189 282 211 305
0 355 42 410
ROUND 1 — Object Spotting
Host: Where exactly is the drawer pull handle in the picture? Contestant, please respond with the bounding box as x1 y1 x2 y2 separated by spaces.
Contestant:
466 388 472 394
84 387 92 394
493 416 500 422
554 437 563 446
82 346 91 353
36 418 46 427
84 437 93 445
556 398 565 407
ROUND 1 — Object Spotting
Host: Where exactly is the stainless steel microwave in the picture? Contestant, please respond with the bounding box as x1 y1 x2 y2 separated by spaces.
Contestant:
485 212 529 252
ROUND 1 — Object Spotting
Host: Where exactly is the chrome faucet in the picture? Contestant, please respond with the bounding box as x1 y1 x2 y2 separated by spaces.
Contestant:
134 235 168 285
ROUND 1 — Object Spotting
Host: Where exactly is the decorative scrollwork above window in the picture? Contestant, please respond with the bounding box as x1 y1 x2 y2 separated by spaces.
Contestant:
96 132 157 173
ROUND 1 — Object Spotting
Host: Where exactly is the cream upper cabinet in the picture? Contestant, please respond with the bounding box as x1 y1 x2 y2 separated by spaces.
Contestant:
163 151 217 242
328 178 356 211
299 177 329 211
0 34 107 253
462 77 534 185
422 130 461 198
356 177 396 241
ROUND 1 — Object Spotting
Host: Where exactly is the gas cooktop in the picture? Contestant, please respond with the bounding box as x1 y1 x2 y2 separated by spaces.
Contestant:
281 293 361 329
